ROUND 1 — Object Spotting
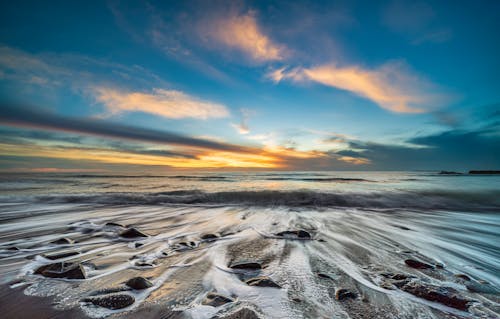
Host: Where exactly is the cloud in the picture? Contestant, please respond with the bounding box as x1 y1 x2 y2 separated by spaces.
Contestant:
207 10 285 62
0 104 248 153
94 87 229 120
231 108 253 134
273 62 448 113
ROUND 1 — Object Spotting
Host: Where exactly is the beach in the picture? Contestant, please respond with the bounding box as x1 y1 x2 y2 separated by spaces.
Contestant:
0 172 499 318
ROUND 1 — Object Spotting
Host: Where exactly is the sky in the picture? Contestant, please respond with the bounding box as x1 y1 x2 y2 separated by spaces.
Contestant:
0 0 499 172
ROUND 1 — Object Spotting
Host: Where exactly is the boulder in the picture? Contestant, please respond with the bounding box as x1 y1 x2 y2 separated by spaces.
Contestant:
275 230 311 239
401 282 470 310
119 227 148 238
245 276 281 288
35 262 86 279
84 294 134 309
50 238 74 245
125 277 153 290
335 288 357 301
202 292 234 307
404 259 434 269
228 261 262 270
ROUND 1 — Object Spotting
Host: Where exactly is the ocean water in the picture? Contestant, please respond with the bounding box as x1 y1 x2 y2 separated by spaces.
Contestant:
0 171 499 318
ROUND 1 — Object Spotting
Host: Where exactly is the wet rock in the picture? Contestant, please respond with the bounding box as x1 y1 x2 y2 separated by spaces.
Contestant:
404 259 434 269
202 292 234 307
466 282 500 295
6 246 19 251
275 230 311 239
84 294 135 309
454 274 471 281
435 263 445 269
105 222 124 227
379 281 396 290
317 273 334 280
135 261 154 267
335 288 357 301
119 227 148 238
35 262 86 279
125 277 153 290
173 242 196 251
50 238 74 245
317 238 326 242
292 297 302 303
245 276 281 288
400 282 470 310
214 308 260 319
228 260 262 270
201 234 219 241
134 242 144 248
392 279 411 288
43 251 79 260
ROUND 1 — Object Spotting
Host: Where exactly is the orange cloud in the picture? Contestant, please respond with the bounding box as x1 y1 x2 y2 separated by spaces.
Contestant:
209 11 284 62
272 62 449 113
337 156 370 165
94 87 230 119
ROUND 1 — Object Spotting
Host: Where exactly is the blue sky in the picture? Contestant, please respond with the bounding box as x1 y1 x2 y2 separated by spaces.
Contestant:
0 0 499 171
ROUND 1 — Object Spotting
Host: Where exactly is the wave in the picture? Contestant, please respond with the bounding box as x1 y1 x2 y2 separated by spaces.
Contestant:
8 189 500 210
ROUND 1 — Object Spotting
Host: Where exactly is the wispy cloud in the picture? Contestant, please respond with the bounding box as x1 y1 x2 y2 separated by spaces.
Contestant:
207 10 285 62
231 108 253 134
94 87 229 120
271 62 448 113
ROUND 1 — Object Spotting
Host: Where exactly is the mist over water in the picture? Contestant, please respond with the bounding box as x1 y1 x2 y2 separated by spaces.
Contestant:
0 171 499 318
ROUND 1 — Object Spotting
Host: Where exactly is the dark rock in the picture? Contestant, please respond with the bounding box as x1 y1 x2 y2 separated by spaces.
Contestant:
105 222 124 227
134 242 144 248
43 251 80 260
275 230 311 239
469 170 500 175
317 273 334 280
214 308 260 319
125 277 153 290
245 276 281 288
84 294 135 309
439 171 463 175
228 261 262 270
395 225 411 230
173 242 196 251
119 227 148 238
454 274 471 281
135 261 154 267
201 234 219 241
292 298 302 303
202 292 234 307
401 282 471 310
435 263 445 269
404 259 434 269
335 288 357 301
7 246 19 251
50 238 74 245
35 262 86 279
317 238 326 242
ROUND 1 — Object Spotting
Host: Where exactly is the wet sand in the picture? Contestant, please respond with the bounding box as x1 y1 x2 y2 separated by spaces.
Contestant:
0 202 499 318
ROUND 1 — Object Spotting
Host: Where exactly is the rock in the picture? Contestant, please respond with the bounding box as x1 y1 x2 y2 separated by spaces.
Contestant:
395 225 411 230
245 276 281 288
84 294 135 309
228 261 262 270
214 308 260 319
335 288 357 301
134 242 144 248
173 242 196 251
400 282 470 310
317 273 334 280
201 234 218 241
454 274 471 281
275 230 311 239
35 262 86 279
439 171 463 175
469 170 500 175
43 251 79 260
292 298 302 303
50 238 74 245
125 277 153 290
105 222 124 227
317 238 326 242
466 282 499 295
7 246 19 251
202 292 234 307
119 227 148 238
404 259 434 269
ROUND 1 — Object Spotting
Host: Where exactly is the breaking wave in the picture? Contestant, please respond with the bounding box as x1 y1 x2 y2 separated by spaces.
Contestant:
10 189 500 210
